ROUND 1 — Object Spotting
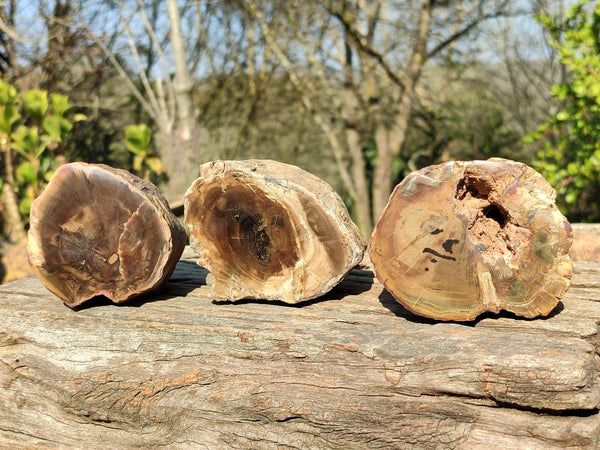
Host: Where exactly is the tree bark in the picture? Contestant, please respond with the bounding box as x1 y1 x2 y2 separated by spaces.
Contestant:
1 135 26 242
163 0 202 200
0 246 599 447
371 0 433 223
342 30 372 237
184 159 366 303
370 159 573 321
27 162 186 308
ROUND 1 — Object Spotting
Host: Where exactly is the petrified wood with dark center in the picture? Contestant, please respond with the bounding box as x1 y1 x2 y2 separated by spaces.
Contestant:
184 159 366 302
370 158 573 321
27 162 186 307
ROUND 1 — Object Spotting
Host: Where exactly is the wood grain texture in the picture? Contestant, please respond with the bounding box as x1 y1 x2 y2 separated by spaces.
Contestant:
370 159 573 321
0 247 599 448
27 162 186 307
184 160 365 303
571 223 600 262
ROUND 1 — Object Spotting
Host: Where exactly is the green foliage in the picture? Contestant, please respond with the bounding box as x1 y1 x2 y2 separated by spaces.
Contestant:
528 1 600 222
0 81 20 135
125 123 162 180
0 78 84 223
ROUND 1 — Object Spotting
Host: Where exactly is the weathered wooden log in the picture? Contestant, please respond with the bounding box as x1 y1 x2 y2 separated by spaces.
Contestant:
27 162 186 307
571 223 600 262
1 249 599 448
370 158 573 321
184 159 366 302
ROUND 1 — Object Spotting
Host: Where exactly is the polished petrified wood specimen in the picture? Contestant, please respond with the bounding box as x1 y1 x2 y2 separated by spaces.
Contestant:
184 159 366 302
28 162 186 308
370 158 573 321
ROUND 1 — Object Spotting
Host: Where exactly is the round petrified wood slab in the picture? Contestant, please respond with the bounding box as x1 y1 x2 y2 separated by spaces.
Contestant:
184 159 366 303
28 162 187 308
370 158 573 321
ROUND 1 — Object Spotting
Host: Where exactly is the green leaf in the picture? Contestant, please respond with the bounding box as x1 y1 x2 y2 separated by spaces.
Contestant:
565 191 578 204
16 161 38 185
50 93 71 117
132 154 144 172
43 115 72 142
145 156 163 175
40 155 52 174
556 110 570 121
19 196 32 217
530 2 600 221
73 113 87 122
22 89 48 123
0 103 21 134
10 125 39 156
0 79 17 105
567 162 579 175
125 124 151 154
43 169 55 182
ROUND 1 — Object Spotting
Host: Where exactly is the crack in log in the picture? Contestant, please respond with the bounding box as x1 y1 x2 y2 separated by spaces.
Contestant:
0 427 64 445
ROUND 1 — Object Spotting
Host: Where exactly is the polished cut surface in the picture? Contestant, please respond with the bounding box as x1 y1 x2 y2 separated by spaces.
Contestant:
184 159 366 302
27 162 186 307
370 158 573 321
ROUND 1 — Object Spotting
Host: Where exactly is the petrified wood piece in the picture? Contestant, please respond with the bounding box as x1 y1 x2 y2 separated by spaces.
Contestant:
184 159 366 302
27 162 186 307
370 158 573 321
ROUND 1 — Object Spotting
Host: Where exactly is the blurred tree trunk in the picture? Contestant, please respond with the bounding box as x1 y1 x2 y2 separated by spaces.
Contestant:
243 0 373 234
164 0 202 200
341 10 373 236
370 1 433 223
77 0 207 201
0 1 25 241
1 138 25 242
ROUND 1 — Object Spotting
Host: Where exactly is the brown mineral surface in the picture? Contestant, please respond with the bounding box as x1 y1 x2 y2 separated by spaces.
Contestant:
370 158 573 321
27 162 186 307
184 159 366 303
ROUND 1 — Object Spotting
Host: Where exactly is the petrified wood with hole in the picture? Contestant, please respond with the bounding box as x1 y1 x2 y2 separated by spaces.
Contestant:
370 158 573 321
184 159 366 303
27 162 186 307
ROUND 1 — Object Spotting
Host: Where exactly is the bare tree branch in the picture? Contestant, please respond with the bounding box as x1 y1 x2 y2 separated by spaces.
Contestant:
242 0 359 206
121 14 167 129
136 0 176 127
325 3 406 91
426 9 520 60
0 10 34 44
78 20 160 125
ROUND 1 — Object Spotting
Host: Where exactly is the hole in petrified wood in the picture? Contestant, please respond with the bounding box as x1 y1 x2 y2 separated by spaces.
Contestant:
455 174 492 200
482 203 509 228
